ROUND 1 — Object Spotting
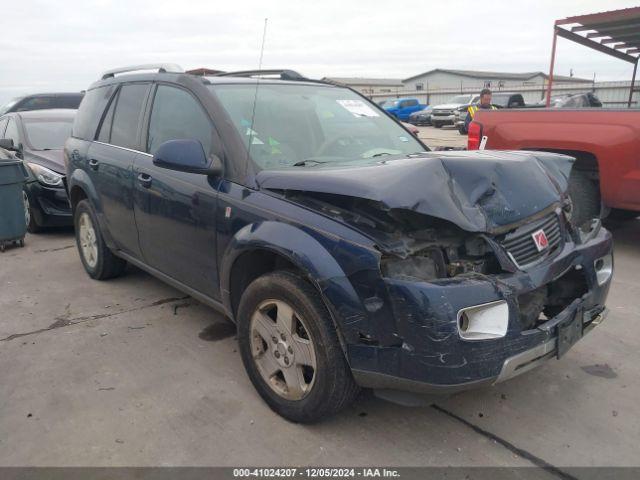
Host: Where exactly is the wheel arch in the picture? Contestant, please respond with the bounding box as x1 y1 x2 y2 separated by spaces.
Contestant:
68 168 102 213
523 148 600 177
220 221 370 352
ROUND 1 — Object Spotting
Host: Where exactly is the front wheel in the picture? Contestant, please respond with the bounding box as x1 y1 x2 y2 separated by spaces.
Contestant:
74 200 127 280
237 271 359 423
433 122 442 128
23 191 42 233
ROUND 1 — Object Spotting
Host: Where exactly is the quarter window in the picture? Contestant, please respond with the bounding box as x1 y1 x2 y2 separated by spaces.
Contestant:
110 83 149 150
147 85 212 155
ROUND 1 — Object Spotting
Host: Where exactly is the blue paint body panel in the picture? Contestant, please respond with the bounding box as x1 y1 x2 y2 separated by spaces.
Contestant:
64 72 614 395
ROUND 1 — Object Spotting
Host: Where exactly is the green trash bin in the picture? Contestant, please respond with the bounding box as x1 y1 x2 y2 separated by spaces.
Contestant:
0 149 28 252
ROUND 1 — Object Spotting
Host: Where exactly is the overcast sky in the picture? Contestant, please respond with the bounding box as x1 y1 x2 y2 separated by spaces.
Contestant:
0 0 638 104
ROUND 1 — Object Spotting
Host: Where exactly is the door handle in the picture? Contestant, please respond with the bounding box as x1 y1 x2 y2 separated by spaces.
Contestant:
88 158 99 171
137 173 152 188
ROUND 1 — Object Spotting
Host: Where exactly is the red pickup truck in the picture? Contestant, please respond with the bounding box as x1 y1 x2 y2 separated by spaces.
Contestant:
468 109 640 227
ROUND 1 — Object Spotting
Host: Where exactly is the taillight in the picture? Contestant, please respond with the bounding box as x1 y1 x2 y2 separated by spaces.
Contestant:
468 121 482 150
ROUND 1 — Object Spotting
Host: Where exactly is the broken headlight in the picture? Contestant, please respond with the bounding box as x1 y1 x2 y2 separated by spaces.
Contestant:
381 249 446 282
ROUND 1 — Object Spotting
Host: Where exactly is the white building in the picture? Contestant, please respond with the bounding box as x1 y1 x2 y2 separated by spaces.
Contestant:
402 69 591 92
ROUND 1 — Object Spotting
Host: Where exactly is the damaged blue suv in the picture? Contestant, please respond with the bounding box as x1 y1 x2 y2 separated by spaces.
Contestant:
65 65 613 422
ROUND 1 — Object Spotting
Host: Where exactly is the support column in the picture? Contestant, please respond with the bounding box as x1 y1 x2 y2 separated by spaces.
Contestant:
629 59 638 108
546 27 559 107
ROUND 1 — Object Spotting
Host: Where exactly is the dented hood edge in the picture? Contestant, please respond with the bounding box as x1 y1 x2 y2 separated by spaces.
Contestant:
256 150 573 234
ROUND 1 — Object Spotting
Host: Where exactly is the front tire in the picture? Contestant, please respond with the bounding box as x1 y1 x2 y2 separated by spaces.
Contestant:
237 271 359 423
74 200 127 280
23 190 42 233
433 122 442 128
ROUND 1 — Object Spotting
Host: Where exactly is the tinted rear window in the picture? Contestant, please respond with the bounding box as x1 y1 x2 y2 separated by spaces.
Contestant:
72 86 115 140
56 94 83 109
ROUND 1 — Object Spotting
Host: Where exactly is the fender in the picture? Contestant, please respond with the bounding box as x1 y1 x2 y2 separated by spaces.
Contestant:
67 168 117 250
220 220 376 344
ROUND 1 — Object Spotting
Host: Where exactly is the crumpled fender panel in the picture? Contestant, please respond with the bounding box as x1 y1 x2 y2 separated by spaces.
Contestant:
256 150 573 234
219 220 381 345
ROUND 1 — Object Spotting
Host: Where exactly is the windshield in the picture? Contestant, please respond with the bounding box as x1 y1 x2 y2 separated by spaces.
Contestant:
449 95 472 104
23 119 74 150
0 97 24 115
383 100 399 108
212 84 425 170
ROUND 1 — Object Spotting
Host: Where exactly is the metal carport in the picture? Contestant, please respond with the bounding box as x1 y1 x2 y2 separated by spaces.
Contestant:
546 7 640 107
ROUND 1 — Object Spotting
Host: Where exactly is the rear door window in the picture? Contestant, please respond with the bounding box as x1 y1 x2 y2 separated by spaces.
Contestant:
146 85 212 155
56 95 83 109
110 83 150 150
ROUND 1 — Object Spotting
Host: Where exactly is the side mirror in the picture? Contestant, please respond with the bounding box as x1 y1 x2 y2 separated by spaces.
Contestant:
0 138 15 150
152 139 222 176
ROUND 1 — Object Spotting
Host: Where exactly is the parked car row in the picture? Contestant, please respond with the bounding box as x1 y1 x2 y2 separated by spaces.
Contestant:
384 91 603 133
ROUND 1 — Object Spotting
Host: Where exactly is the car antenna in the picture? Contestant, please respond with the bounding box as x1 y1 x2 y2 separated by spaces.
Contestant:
247 18 268 169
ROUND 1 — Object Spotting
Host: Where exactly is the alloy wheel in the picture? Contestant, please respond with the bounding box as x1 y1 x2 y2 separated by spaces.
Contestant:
78 212 98 268
249 299 317 401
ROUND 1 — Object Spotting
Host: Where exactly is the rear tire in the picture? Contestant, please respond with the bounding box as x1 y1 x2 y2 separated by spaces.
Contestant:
567 169 600 228
74 199 127 280
237 270 359 423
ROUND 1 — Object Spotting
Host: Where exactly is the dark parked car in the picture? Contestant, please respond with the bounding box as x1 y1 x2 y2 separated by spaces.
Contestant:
65 65 612 423
0 109 75 232
0 92 84 116
408 106 433 125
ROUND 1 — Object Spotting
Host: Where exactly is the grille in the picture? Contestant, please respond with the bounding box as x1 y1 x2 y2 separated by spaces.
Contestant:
433 109 453 116
501 213 562 268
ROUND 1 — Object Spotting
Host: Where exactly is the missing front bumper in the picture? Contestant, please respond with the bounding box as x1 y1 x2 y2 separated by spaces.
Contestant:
352 307 607 398
495 307 607 384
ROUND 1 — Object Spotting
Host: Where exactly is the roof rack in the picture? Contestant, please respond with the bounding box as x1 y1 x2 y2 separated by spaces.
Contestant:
101 63 184 80
213 69 307 81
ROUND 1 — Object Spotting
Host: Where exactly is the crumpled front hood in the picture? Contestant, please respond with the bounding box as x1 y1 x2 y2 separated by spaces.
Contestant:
256 150 573 234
